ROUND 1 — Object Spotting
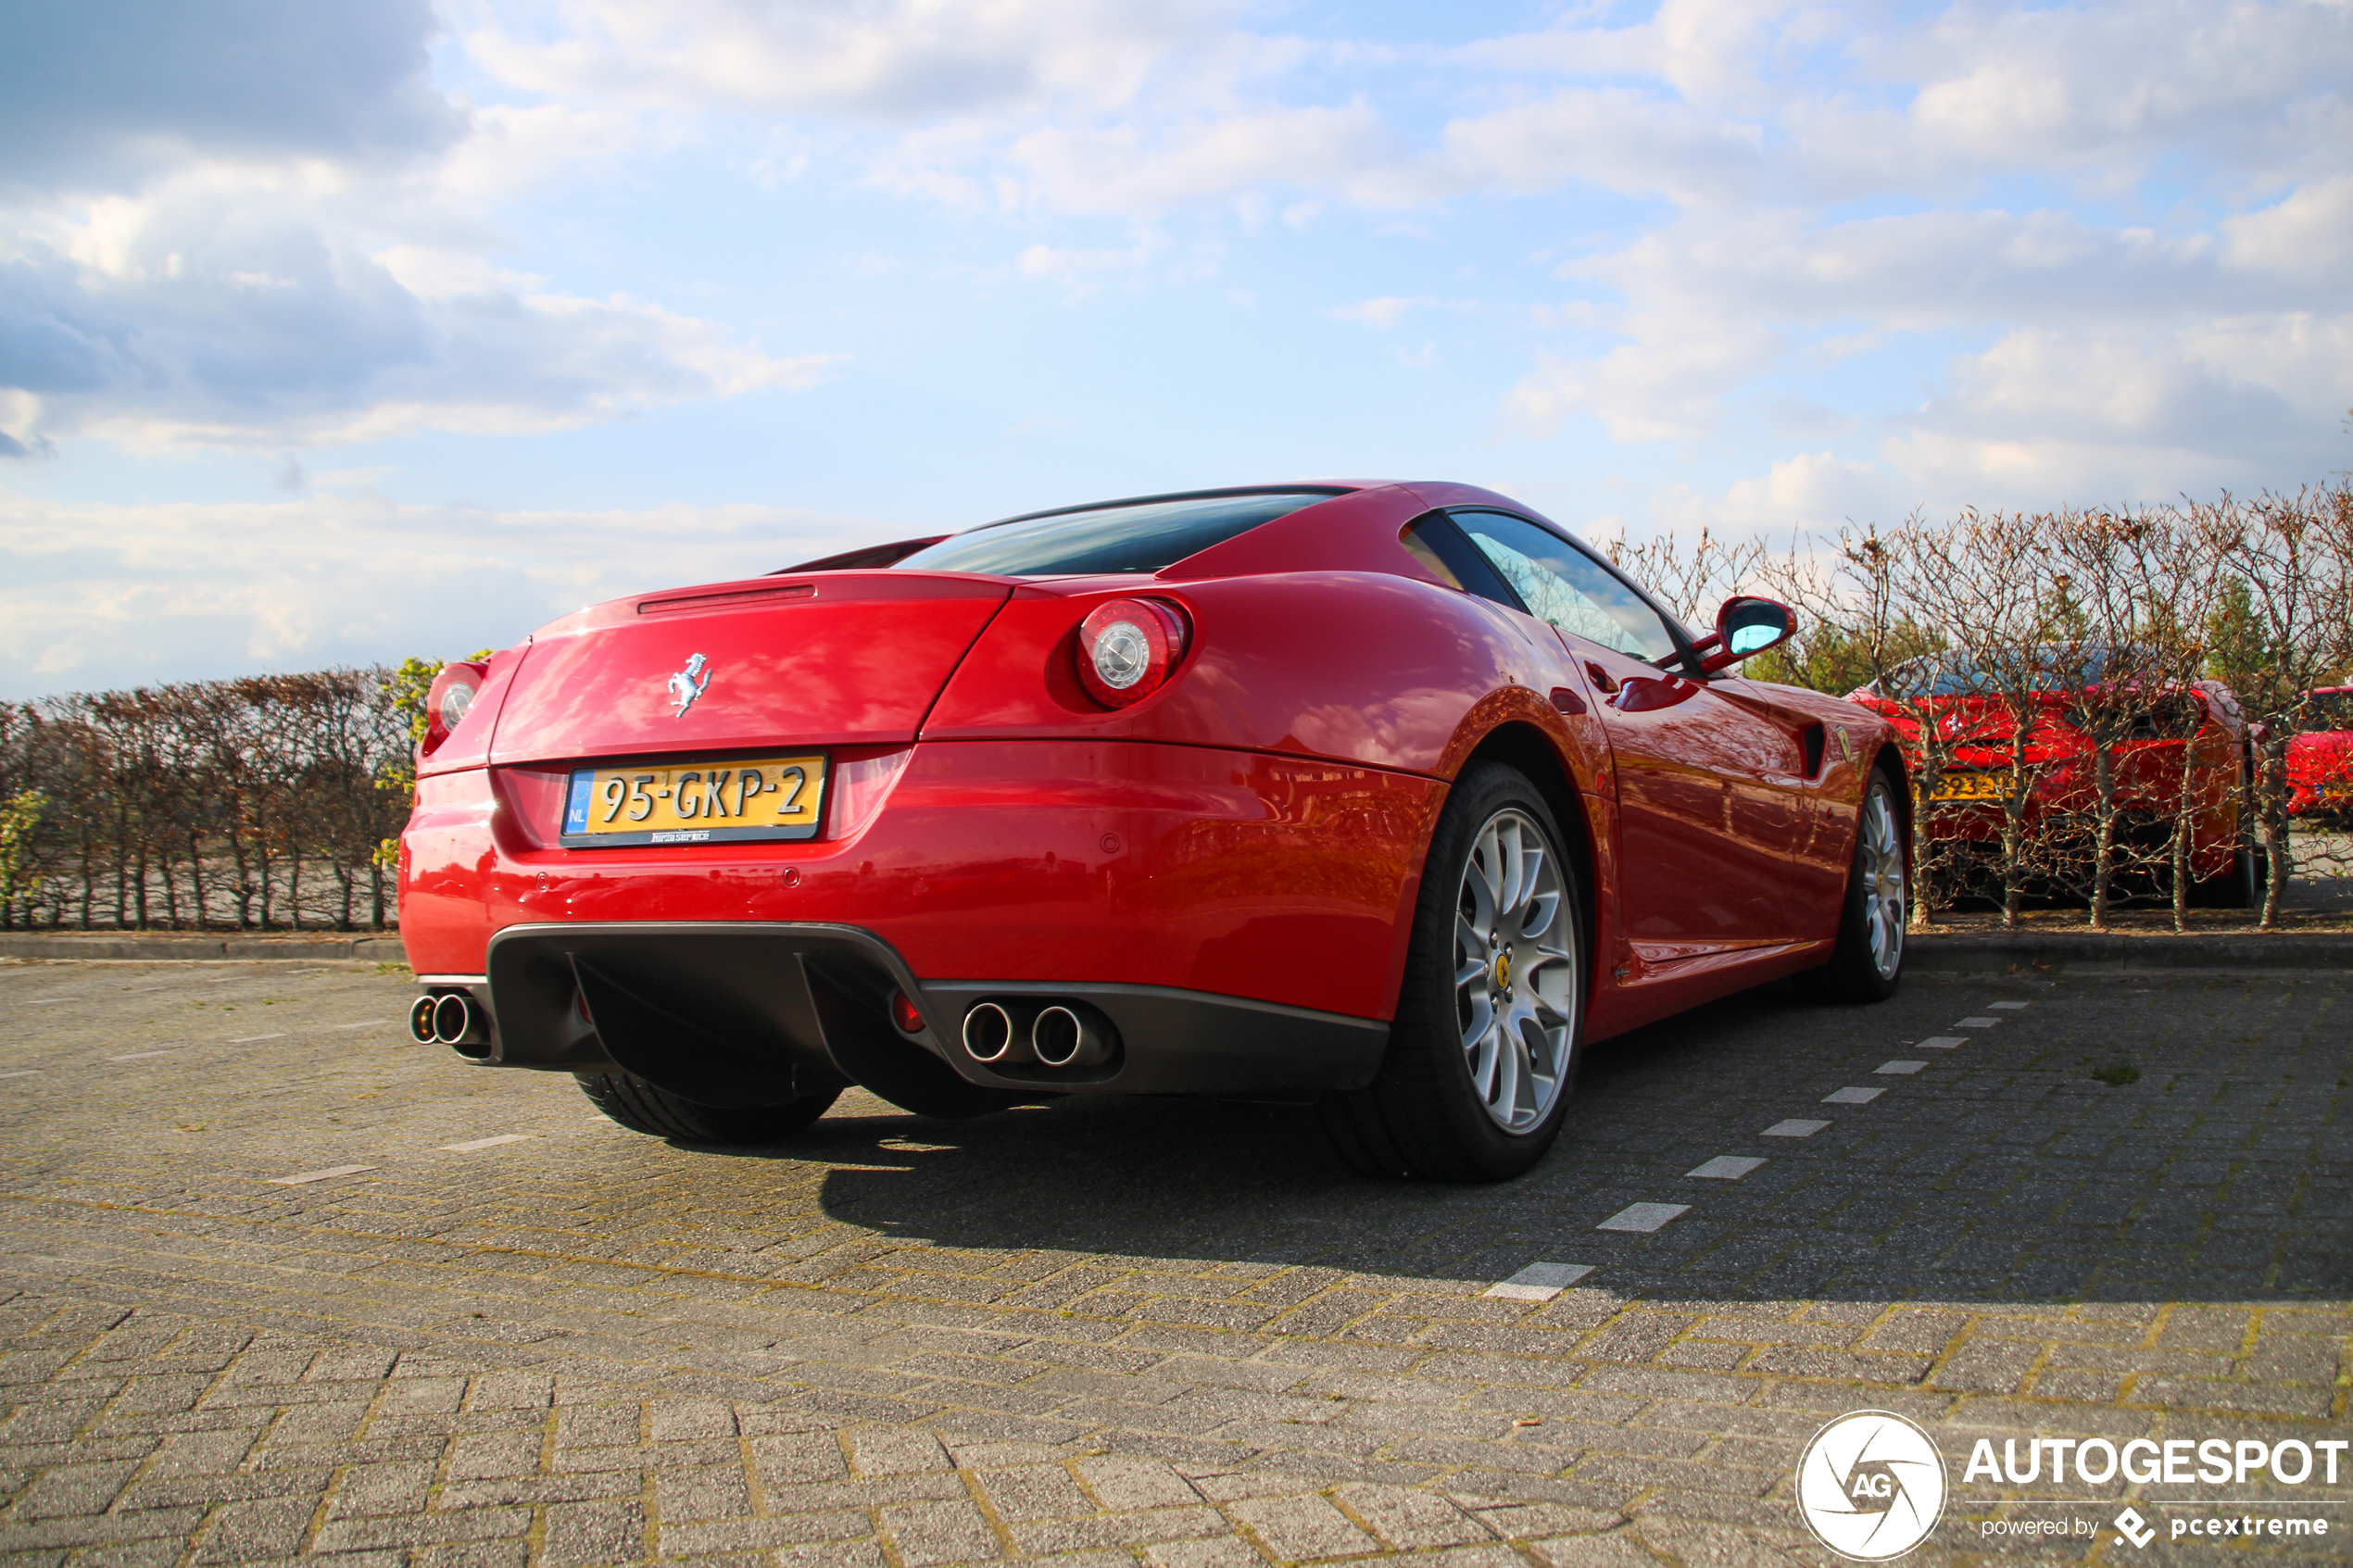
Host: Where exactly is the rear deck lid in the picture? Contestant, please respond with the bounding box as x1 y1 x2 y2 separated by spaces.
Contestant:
490 571 1012 764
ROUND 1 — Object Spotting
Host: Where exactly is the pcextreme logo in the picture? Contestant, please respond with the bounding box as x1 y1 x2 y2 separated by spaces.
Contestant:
1794 1411 1948 1561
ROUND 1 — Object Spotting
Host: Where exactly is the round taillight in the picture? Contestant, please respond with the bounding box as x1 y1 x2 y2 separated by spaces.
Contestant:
422 662 487 754
1077 599 1189 709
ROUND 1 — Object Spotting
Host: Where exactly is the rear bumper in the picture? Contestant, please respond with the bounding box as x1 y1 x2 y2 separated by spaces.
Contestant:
398 737 1445 1022
445 920 1388 1104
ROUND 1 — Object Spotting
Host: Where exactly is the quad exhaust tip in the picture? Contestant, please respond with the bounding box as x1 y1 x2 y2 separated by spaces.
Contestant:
960 999 1117 1071
961 1001 1026 1064
409 993 490 1058
1031 1004 1113 1068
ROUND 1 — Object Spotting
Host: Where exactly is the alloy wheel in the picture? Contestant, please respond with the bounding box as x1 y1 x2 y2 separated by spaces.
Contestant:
1453 807 1577 1133
1861 786 1907 979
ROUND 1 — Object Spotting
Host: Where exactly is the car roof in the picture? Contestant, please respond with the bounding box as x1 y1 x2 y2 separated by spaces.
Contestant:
975 482 1371 531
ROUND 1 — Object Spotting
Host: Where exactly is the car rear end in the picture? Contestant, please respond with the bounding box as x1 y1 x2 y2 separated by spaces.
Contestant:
396 487 1433 1117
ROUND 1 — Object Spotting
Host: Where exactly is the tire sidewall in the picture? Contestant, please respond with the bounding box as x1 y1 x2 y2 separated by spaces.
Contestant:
1394 763 1588 1176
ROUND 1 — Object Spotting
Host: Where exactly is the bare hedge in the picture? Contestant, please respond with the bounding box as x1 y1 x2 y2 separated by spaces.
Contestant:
0 669 419 932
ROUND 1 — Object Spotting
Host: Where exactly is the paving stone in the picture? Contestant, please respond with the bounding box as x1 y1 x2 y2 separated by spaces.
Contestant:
0 962 2343 1564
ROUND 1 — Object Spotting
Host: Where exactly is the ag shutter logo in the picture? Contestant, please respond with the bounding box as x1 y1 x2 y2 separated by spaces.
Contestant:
1795 1411 1948 1561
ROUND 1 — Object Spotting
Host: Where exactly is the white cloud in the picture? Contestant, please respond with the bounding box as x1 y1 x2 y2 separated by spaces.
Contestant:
0 484 895 696
2 166 839 453
1433 87 1763 207
0 3 842 459
466 0 1227 120
0 0 460 197
1327 295 1428 330
1506 317 1782 444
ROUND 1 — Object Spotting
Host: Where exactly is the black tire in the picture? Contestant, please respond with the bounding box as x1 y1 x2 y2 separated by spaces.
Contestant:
575 1072 839 1144
1319 762 1587 1182
1795 768 1908 1003
2186 840 2258 909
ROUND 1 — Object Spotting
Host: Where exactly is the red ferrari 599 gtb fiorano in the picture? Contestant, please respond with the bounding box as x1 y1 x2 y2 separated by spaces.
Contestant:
399 483 1909 1180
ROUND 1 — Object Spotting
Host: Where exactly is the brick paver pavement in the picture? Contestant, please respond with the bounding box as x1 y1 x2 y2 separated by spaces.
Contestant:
0 956 2344 1564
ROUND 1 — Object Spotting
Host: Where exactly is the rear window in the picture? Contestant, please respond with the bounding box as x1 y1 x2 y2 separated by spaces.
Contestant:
891 490 1337 576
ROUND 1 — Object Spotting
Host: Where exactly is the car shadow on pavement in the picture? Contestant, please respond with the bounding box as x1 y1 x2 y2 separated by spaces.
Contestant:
692 969 2347 1306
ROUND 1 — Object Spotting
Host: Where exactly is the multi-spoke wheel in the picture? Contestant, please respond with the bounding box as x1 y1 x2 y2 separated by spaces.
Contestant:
1798 768 1909 1003
1452 807 1577 1134
1320 762 1586 1181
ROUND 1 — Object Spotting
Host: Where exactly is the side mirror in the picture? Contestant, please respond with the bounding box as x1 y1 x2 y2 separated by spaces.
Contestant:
1696 596 1795 672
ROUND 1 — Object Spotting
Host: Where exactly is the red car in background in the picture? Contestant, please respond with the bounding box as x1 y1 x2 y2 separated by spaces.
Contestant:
2287 687 2353 819
1845 648 2257 906
398 482 1908 1181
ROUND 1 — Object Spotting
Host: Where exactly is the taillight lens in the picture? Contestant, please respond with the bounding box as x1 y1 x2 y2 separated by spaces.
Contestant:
422 662 487 754
1077 599 1189 709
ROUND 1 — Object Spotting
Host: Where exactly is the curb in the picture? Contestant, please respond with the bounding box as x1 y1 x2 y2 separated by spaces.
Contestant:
0 934 409 964
1907 932 2353 972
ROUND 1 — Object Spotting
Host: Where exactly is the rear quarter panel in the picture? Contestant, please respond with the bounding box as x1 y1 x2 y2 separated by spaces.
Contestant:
925 570 1594 780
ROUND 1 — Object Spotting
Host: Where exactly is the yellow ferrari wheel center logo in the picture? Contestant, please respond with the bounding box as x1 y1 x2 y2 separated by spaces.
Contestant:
1492 951 1512 990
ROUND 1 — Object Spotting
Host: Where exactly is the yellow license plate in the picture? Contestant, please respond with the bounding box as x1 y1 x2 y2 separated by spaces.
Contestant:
560 755 824 847
1928 771 2011 802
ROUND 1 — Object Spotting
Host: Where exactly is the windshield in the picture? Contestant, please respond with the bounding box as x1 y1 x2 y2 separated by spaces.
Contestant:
2307 692 2353 729
1881 645 2179 697
892 490 1337 576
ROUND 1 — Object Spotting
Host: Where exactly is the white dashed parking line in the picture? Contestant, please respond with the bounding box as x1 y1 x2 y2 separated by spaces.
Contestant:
1954 1016 2000 1028
107 1051 174 1061
1876 1060 1928 1075
27 999 70 1007
1824 1086 1885 1104
439 1135 535 1152
1483 1261 1593 1301
329 1021 391 1031
1686 1156 1765 1180
266 1164 376 1186
0 1070 41 1080
1762 1118 1831 1137
1989 1000 2030 1009
1597 1202 1690 1233
1918 1035 1969 1049
229 1034 287 1043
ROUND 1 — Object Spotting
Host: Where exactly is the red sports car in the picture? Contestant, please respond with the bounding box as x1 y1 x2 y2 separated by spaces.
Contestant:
2287 687 2353 819
1844 649 2257 906
398 483 1907 1180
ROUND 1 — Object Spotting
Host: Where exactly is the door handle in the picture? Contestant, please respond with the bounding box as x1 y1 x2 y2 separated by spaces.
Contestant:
1583 661 1621 695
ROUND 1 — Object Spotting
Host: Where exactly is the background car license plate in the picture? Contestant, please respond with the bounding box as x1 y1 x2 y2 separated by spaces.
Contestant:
561 755 825 847
1928 771 2010 802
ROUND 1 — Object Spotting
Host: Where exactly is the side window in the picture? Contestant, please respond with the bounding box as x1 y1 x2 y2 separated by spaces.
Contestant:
1451 510 1683 662
1400 515 1518 605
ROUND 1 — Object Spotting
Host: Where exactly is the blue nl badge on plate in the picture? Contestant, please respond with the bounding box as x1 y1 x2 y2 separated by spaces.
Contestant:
563 771 593 835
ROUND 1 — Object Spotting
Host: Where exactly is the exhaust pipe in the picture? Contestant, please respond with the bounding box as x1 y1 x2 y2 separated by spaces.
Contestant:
407 992 491 1058
1031 1003 1115 1069
961 1001 1036 1065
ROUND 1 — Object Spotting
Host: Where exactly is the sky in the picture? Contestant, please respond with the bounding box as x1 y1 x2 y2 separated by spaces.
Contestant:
3 0 2349 697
